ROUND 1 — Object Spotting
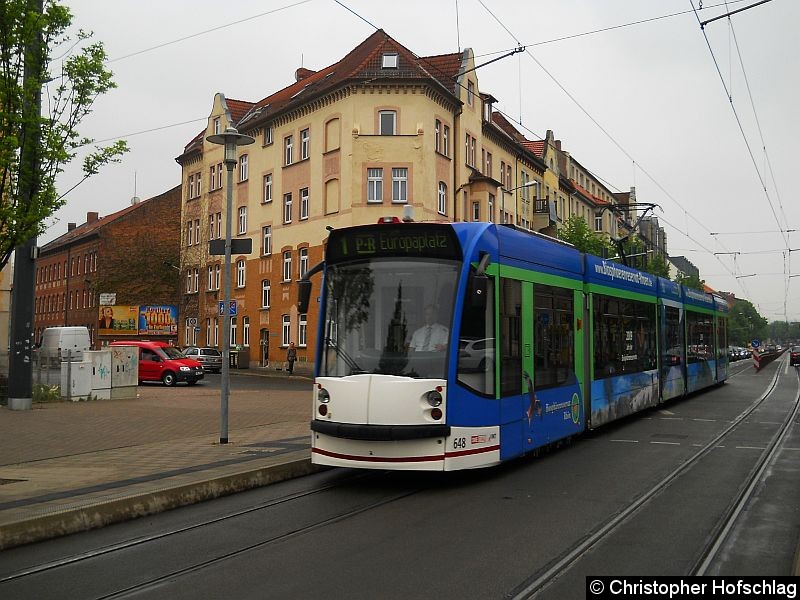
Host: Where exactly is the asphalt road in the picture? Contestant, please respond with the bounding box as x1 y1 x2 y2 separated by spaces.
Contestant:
3 362 798 600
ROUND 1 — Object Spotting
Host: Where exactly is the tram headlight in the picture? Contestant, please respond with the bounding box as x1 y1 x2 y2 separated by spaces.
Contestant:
317 387 331 403
426 390 443 407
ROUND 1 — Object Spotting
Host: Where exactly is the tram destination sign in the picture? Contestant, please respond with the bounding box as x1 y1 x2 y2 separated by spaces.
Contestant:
327 225 461 262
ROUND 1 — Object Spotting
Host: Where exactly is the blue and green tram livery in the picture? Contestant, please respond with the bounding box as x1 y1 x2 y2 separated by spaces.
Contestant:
300 222 728 471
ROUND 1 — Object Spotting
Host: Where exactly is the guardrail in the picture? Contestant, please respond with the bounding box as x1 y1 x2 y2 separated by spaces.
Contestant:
752 349 785 371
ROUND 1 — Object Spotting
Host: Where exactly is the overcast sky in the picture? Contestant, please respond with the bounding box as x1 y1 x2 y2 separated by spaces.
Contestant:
52 0 798 321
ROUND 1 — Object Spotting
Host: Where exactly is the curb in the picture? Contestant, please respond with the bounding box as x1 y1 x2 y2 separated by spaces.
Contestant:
0 458 324 551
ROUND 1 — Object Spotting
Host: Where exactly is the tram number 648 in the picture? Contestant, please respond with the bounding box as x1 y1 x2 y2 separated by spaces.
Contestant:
453 437 467 449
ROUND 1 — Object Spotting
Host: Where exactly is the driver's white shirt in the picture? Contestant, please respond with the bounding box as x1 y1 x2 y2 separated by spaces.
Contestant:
409 323 449 351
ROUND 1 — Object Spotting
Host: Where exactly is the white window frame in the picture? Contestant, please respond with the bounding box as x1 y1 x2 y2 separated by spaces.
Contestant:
238 206 247 235
284 135 293 166
206 318 212 346
236 259 246 288
379 111 396 135
283 193 292 224
230 317 237 346
472 201 480 221
261 279 271 308
262 225 272 256
381 52 398 68
207 266 214 291
282 251 292 282
216 162 223 190
282 315 291 347
186 270 193 293
299 248 308 279
300 187 309 220
216 212 222 239
595 214 603 232
438 182 447 215
262 173 272 203
367 168 383 203
392 168 408 203
443 125 449 156
186 222 193 247
239 154 249 182
243 316 250 346
435 119 441 153
488 194 495 223
213 117 221 135
214 264 221 290
214 318 219 347
300 128 309 160
467 80 474 105
299 313 307 347
264 125 273 145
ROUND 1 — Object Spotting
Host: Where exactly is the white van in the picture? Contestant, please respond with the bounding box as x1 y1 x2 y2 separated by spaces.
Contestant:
39 326 91 363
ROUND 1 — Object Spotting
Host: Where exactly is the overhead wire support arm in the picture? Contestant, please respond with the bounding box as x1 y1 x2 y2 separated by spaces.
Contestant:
699 0 773 28
455 45 525 77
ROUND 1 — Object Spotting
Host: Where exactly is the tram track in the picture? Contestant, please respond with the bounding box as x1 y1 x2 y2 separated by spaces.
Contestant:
508 356 794 599
0 469 388 587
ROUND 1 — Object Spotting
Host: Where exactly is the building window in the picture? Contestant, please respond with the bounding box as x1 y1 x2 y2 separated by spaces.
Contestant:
262 173 272 204
236 259 246 287
467 80 474 105
299 248 308 278
262 225 272 256
186 270 193 293
261 279 271 308
214 318 219 347
213 117 221 135
435 119 441 153
300 187 309 220
283 193 292 224
264 125 273 145
238 206 247 235
188 174 196 199
299 313 307 347
206 318 212 346
300 128 309 160
214 264 221 290
207 266 214 291
209 213 215 240
216 212 222 239
282 250 292 282
392 168 408 203
282 315 291 346
443 125 449 156
193 268 199 292
486 152 492 177
595 214 603 232
186 222 193 247
488 194 495 223
194 219 200 245
382 52 398 68
239 154 249 182
438 182 447 215
367 168 383 203
243 316 250 346
284 135 293 165
230 317 237 346
472 201 480 221
379 110 396 135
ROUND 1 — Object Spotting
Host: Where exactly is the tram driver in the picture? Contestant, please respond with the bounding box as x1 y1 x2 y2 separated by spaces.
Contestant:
409 305 449 352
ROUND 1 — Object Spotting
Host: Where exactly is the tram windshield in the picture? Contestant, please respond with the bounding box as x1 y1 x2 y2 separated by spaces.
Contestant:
320 258 460 379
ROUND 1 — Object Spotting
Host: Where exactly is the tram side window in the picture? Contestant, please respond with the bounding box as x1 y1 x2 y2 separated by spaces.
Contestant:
663 305 682 367
593 294 656 379
718 317 728 360
500 278 522 396
686 311 713 363
457 272 495 396
533 284 574 390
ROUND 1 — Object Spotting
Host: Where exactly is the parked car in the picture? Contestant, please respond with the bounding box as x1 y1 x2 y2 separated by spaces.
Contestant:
790 346 800 367
458 337 495 372
182 346 223 373
110 340 204 386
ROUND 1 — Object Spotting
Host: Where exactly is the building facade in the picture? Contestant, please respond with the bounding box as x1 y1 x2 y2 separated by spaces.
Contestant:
34 186 181 348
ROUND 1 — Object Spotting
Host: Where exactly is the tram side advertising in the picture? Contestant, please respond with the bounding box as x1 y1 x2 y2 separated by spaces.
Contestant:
302 222 729 471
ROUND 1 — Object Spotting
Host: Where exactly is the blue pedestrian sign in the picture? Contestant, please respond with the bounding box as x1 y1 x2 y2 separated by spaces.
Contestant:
218 300 238 316
751 339 760 348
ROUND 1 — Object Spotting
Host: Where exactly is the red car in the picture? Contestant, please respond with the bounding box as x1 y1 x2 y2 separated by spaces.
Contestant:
790 346 800 367
110 340 204 386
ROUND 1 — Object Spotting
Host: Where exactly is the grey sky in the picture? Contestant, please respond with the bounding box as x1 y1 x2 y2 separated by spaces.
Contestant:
54 0 799 320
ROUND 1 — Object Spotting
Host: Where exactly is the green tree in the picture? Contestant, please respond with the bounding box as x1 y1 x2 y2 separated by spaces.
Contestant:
557 215 613 258
0 0 127 271
674 272 706 292
643 253 670 278
729 299 768 346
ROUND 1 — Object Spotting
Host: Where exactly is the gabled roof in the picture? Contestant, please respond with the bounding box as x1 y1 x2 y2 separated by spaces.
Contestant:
491 112 526 142
521 140 545 158
236 30 463 132
41 185 181 253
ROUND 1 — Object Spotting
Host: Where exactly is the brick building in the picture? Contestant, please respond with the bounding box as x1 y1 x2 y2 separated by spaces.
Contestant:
34 186 181 348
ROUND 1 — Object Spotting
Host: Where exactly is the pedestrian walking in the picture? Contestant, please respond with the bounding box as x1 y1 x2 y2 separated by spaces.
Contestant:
286 342 297 375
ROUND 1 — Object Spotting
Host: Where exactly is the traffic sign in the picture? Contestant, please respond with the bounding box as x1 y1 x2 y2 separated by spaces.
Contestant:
751 339 760 348
218 300 238 316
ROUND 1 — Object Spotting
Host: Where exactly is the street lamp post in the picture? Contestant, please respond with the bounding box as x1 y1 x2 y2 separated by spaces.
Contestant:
501 180 539 225
206 125 254 444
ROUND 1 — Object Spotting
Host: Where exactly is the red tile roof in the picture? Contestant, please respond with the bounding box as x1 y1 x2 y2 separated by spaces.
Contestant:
225 98 255 124
522 140 545 157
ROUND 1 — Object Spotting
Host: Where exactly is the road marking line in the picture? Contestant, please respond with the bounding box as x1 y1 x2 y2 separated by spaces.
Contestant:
610 439 639 443
650 441 681 445
692 418 716 422
659 417 684 421
735 446 766 450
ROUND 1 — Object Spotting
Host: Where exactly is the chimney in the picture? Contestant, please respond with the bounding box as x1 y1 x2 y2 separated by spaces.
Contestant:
68 223 77 231
295 67 316 82
87 211 99 224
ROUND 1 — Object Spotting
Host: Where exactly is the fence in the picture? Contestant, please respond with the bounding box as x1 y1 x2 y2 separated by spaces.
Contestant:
0 349 69 406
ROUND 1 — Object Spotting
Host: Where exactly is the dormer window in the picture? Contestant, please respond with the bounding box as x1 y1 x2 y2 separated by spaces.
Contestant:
382 53 398 69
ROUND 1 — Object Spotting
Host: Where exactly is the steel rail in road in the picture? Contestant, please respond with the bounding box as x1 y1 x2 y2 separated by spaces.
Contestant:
509 358 789 599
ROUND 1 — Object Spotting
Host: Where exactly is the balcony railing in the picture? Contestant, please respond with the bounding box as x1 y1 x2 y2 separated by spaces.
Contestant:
534 199 549 213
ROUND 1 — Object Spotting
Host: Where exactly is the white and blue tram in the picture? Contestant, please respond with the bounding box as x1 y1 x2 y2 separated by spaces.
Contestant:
298 222 729 471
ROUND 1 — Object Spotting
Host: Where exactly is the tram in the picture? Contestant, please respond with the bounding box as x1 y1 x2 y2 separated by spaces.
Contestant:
297 221 729 471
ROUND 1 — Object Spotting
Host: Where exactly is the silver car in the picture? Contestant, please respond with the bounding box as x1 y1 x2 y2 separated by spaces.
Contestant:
182 347 223 373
